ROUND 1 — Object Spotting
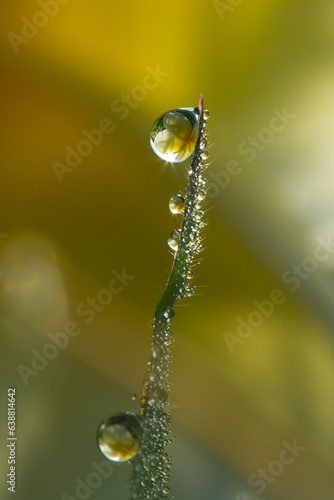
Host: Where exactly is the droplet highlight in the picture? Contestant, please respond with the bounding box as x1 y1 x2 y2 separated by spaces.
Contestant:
198 190 206 201
164 307 175 319
152 345 162 358
167 230 181 251
187 269 194 279
150 108 199 163
203 109 210 120
169 195 185 214
96 412 142 462
199 138 207 150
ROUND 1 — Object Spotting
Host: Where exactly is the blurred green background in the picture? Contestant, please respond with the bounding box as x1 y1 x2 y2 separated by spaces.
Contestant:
1 0 334 499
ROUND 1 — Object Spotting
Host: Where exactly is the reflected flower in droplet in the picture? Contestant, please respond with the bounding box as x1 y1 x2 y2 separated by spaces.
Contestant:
97 412 142 462
150 108 199 163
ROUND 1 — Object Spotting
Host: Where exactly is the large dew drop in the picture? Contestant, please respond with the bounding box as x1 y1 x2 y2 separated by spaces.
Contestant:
150 108 199 162
96 412 142 462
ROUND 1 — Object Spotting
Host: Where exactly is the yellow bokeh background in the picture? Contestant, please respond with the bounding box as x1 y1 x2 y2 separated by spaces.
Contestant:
1 1 334 499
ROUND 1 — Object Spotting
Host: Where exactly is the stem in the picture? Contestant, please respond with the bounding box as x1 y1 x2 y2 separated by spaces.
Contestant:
130 95 208 499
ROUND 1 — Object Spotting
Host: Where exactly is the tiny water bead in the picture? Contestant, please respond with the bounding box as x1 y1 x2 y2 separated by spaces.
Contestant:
167 230 181 251
152 345 162 358
149 388 169 405
169 194 185 214
203 109 210 120
198 189 206 201
201 150 210 160
164 307 175 319
150 108 199 162
187 269 194 279
97 412 142 462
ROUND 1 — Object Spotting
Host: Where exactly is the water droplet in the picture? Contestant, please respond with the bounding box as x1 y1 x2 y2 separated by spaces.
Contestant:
198 190 206 201
199 138 207 150
167 230 181 251
164 307 175 319
131 393 137 401
150 108 199 162
187 269 194 279
152 345 162 358
163 486 170 494
152 388 169 404
96 412 142 462
203 109 210 120
185 285 194 297
202 150 210 160
168 194 185 214
150 371 158 382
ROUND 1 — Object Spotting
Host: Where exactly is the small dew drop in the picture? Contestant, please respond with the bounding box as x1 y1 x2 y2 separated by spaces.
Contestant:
149 371 158 382
185 285 194 297
202 150 210 160
167 230 181 251
187 269 194 279
163 486 170 494
131 394 137 401
198 190 206 201
199 138 207 150
150 108 199 163
155 388 169 403
152 345 162 358
203 109 210 120
96 412 142 462
164 307 175 319
168 195 185 214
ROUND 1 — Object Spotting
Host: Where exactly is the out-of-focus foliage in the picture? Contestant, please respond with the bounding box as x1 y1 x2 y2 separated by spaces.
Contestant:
1 1 334 499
